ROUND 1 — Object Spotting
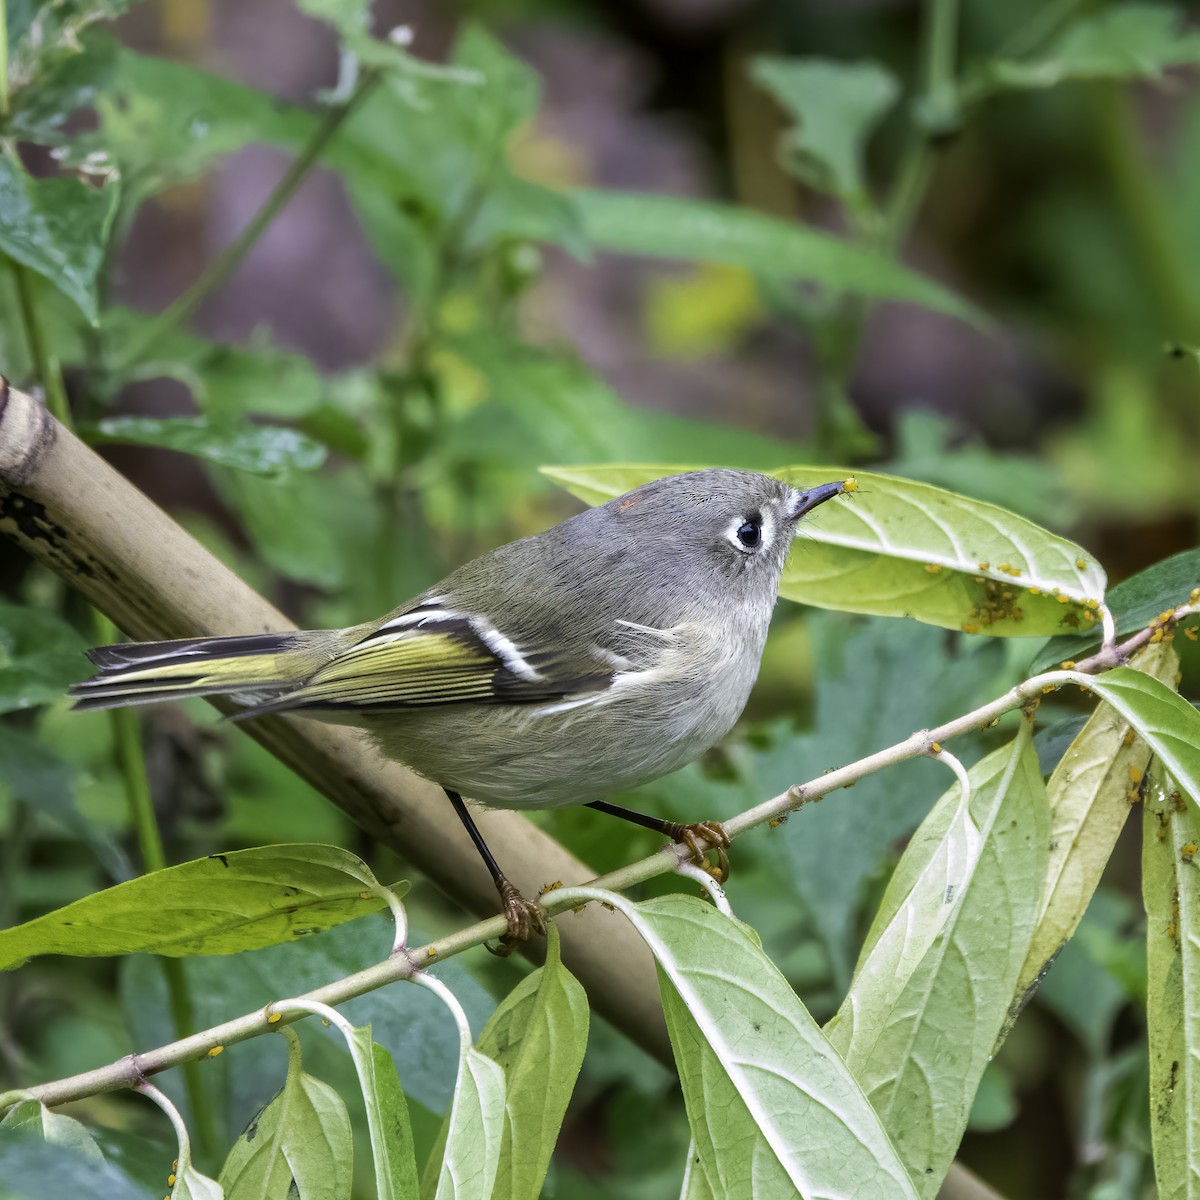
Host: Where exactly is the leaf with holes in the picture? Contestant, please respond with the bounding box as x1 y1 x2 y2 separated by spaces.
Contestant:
0 158 118 324
542 464 1106 636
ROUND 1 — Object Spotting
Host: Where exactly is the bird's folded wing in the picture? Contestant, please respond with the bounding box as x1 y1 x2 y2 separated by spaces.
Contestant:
245 605 612 713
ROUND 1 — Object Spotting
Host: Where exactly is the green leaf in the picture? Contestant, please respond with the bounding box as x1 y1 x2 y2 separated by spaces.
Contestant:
0 157 118 325
751 57 898 207
343 1028 419 1200
80 43 318 206
1 1099 104 1162
1070 668 1200 814
1014 641 1180 1009
6 27 118 145
220 1029 352 1200
679 1140 717 1199
0 725 132 882
87 417 327 476
1143 766 1200 1200
4 0 139 99
216 466 361 588
1030 547 1199 673
542 464 1107 636
978 3 1200 93
573 189 978 323
0 1127 153 1200
826 731 1048 1196
0 844 405 968
102 310 327 421
478 923 589 1200
441 339 808 484
0 602 86 713
427 1046 506 1200
627 893 920 1199
339 23 582 304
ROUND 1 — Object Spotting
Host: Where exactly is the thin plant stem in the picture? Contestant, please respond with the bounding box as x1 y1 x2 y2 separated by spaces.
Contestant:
11 262 70 423
882 0 960 253
5 602 1193 1114
116 70 381 370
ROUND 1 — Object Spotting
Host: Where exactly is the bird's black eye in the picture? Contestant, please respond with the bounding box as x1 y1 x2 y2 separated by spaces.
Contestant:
736 517 762 549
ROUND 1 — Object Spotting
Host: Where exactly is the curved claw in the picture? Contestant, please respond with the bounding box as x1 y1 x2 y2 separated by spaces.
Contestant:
486 879 547 958
677 820 732 884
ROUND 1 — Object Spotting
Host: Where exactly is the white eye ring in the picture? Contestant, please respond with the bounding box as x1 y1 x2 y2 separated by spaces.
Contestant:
726 514 767 554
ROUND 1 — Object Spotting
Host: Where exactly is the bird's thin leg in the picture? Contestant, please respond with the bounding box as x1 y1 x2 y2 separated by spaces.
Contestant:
446 789 546 956
586 800 731 883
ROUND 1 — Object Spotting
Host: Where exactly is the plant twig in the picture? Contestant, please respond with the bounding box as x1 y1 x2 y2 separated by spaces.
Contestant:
3 602 1192 1114
10 261 70 423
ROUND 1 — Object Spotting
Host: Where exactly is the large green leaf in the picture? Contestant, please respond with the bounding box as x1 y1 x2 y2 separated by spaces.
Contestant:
1031 547 1199 673
0 156 118 324
1067 668 1200 811
626 893 919 1198
574 189 977 323
750 58 898 208
220 1029 352 1200
0 844 405 968
1014 641 1180 1007
542 464 1106 636
825 731 1047 1196
426 1047 506 1200
478 924 588 1200
332 1024 419 1200
87 417 327 476
1143 768 1200 1200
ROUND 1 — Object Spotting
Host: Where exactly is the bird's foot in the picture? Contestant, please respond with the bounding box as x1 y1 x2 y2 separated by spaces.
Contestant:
670 820 731 884
486 878 547 958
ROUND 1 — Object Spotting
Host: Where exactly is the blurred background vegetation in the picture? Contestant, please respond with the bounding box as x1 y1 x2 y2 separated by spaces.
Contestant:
2 0 1199 1196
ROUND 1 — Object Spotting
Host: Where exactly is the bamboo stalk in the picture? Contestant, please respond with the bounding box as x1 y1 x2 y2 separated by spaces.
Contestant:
0 378 667 1061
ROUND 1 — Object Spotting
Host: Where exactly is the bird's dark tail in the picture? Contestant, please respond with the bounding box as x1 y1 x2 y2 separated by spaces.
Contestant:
68 631 321 712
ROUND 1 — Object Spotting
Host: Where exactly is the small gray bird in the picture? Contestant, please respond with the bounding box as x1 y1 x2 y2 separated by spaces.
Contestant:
71 469 846 949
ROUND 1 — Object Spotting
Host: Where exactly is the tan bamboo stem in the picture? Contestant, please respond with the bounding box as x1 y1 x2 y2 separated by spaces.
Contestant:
0 377 668 1060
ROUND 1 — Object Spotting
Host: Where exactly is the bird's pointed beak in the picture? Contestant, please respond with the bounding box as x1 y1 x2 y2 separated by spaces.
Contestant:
788 480 846 522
